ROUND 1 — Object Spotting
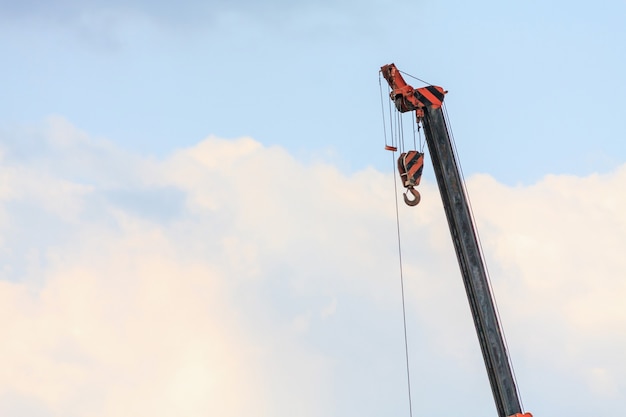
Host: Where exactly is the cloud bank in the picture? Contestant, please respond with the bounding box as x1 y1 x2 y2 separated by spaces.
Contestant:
0 117 624 416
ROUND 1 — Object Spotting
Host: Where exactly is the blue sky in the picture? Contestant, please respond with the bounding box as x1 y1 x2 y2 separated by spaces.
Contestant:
2 0 625 184
1 1 625 417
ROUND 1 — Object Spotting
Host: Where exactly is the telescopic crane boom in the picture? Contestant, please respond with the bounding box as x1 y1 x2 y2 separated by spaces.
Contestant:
380 63 532 417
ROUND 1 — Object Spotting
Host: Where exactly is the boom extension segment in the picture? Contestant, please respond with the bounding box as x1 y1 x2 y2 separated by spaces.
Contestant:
381 63 532 417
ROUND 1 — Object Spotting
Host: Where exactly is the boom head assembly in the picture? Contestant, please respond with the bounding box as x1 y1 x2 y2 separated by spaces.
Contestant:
380 63 446 121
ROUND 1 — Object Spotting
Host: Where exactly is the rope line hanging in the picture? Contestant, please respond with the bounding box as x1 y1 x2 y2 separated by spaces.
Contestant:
391 151 414 417
410 112 415 151
380 73 397 152
397 105 404 154
379 68 421 417
379 75 390 149
411 111 425 153
380 69 416 417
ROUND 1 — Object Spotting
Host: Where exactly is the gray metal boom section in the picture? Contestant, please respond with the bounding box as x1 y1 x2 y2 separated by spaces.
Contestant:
421 105 522 417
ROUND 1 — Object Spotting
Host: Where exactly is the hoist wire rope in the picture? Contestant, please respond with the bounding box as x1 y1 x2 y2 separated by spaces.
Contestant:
441 102 525 411
398 70 434 88
379 79 415 417
388 87 397 151
411 111 423 153
395 104 403 154
400 110 405 154
379 74 390 148
411 111 418 150
390 149 415 417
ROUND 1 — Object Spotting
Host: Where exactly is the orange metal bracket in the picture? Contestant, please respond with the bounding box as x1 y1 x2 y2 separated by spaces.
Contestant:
380 63 446 122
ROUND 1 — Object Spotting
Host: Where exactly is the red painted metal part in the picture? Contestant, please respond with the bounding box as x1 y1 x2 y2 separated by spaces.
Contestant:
380 63 446 121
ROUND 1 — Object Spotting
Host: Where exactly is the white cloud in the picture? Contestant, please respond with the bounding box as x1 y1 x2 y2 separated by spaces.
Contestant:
0 118 624 416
